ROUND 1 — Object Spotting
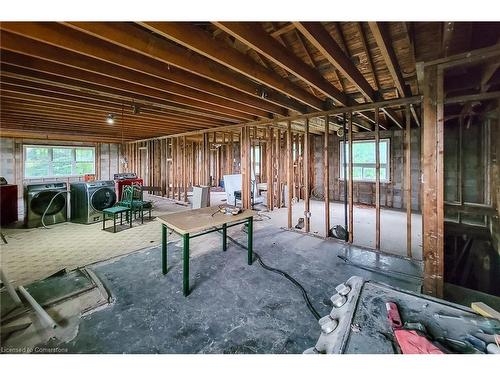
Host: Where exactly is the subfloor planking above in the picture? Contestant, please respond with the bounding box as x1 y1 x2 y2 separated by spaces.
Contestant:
2 22 497 142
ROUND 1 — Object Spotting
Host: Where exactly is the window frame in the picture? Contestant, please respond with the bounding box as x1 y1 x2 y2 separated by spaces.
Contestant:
23 145 96 179
339 138 391 183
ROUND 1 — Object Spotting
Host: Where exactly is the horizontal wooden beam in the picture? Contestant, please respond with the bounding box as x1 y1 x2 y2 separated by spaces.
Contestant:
131 95 422 142
270 23 296 38
368 22 410 98
0 80 216 131
1 96 219 131
0 62 243 126
60 22 300 114
138 22 321 110
214 21 349 106
0 126 134 142
445 91 500 105
0 25 284 117
294 22 375 102
1 51 258 121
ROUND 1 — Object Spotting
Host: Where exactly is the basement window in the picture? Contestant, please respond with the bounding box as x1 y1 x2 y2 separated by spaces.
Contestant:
339 139 390 182
24 145 95 179
251 145 261 175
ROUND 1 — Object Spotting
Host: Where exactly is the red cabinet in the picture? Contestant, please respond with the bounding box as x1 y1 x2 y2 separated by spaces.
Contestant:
0 184 18 225
115 178 143 201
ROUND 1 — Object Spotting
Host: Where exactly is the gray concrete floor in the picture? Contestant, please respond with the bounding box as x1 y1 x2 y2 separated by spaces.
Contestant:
35 225 422 354
210 191 422 260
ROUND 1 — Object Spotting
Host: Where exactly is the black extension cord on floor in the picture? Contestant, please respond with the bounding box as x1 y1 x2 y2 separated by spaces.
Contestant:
218 230 321 321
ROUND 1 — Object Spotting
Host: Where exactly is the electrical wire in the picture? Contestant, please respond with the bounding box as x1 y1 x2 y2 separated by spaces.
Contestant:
219 228 321 321
40 191 68 229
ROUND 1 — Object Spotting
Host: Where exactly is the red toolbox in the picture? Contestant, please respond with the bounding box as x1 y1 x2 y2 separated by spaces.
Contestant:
115 178 143 200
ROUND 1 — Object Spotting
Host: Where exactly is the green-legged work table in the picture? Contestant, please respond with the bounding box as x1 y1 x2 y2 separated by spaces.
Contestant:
156 206 257 296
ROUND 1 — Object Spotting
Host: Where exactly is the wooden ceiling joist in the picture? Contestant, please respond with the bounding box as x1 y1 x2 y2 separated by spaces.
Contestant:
0 25 285 117
213 22 349 106
1 96 223 130
0 87 223 128
294 22 376 102
0 59 251 123
270 23 296 38
0 76 222 126
0 127 131 143
59 22 304 114
0 98 214 132
368 22 411 98
137 22 324 111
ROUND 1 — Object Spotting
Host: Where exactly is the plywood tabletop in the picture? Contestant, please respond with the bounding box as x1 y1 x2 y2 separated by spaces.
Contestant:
156 206 257 235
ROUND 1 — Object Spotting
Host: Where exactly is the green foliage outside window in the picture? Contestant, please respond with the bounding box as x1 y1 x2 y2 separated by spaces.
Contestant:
24 146 95 178
340 139 390 182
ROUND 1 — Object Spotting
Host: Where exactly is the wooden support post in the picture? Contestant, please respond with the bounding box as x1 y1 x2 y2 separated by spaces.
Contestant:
177 138 182 201
275 128 281 208
405 105 412 257
191 141 196 189
348 112 354 243
304 118 310 233
324 115 330 237
252 127 256 181
266 128 274 210
183 136 188 202
293 133 298 199
241 126 251 209
287 121 293 228
299 134 304 200
172 138 177 199
375 108 381 250
204 133 210 186
422 65 444 297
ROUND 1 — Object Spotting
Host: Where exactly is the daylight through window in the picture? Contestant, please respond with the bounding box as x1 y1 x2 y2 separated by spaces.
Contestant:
339 139 390 182
24 146 95 178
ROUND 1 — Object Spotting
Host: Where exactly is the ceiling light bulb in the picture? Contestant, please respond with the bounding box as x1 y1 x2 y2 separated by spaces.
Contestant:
106 114 115 125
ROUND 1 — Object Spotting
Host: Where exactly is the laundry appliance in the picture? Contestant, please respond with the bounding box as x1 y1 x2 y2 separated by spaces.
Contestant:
25 182 68 228
70 180 117 224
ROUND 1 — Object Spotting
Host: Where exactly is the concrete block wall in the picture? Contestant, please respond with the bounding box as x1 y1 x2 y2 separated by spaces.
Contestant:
0 137 121 201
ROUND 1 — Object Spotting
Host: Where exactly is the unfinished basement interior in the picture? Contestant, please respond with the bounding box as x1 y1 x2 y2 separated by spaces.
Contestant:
0 20 499 356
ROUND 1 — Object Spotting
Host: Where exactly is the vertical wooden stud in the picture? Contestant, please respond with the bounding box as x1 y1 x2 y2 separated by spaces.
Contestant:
375 108 381 250
405 105 412 258
348 112 354 243
304 118 310 233
324 115 330 237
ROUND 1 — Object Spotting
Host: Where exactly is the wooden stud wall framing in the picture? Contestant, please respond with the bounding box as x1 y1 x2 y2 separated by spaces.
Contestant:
422 64 443 297
304 118 310 233
324 115 330 236
348 112 354 243
405 105 412 258
287 121 293 228
375 108 381 250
